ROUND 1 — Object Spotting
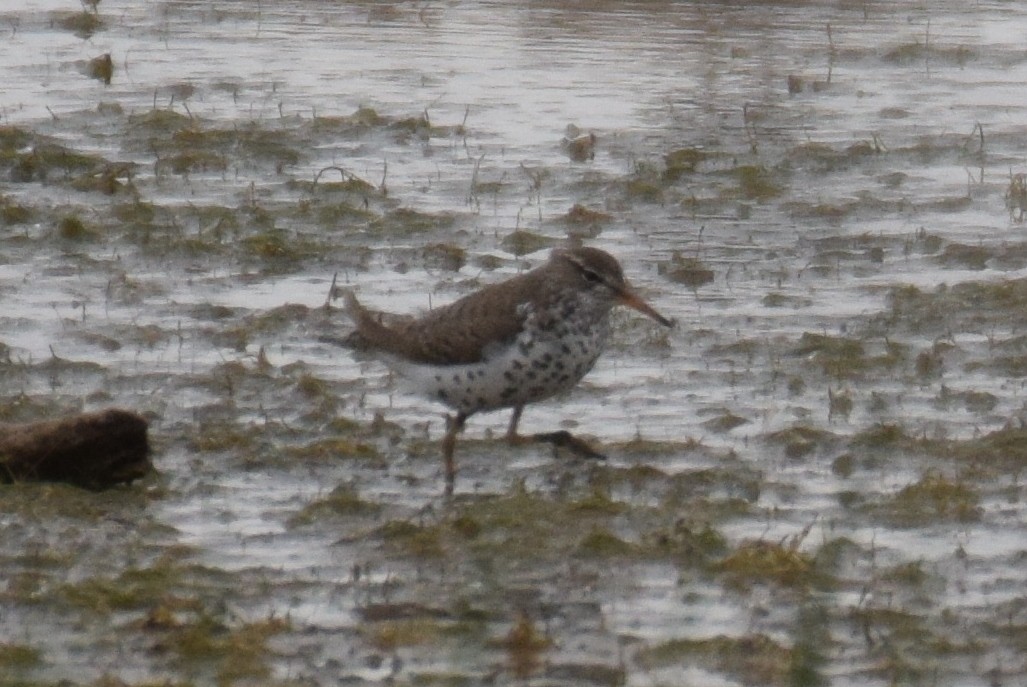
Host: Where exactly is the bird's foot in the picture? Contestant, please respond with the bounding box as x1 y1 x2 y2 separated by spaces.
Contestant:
528 430 607 461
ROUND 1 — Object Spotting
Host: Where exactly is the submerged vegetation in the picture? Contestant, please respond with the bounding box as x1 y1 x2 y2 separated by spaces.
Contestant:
2 1 1027 686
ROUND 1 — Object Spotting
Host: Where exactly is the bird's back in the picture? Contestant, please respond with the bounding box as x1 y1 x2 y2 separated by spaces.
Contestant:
346 269 547 366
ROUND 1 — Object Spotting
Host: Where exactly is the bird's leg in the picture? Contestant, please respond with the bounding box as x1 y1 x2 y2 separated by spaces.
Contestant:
504 405 529 445
505 404 606 460
442 412 468 493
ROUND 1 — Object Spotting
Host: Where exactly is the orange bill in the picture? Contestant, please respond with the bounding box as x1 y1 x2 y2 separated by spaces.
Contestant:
619 288 674 328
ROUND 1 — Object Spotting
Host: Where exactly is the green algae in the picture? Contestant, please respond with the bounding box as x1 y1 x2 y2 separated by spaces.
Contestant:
1 197 33 225
241 228 298 261
164 149 228 175
876 473 982 527
879 560 930 587
575 527 638 558
623 177 664 203
762 291 812 308
702 411 748 433
163 614 290 685
767 425 838 460
57 556 213 617
663 147 711 181
371 207 456 235
636 633 793 686
735 164 784 201
492 612 552 679
716 539 820 590
289 484 382 526
294 372 331 399
658 251 714 288
883 41 974 66
364 616 471 652
56 215 98 241
609 436 705 456
421 242 467 271
61 567 180 613
0 125 34 152
793 332 869 378
171 125 303 169
642 518 728 565
562 203 611 233
0 642 42 669
188 421 259 454
86 53 114 85
884 277 1027 335
311 199 378 227
55 10 103 38
939 243 991 270
828 388 853 420
948 426 1027 470
127 108 193 134
500 229 555 256
285 437 382 463
374 520 446 558
310 106 388 134
5 139 111 185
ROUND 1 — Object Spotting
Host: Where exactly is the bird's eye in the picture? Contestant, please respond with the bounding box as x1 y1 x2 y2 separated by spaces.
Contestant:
582 269 602 284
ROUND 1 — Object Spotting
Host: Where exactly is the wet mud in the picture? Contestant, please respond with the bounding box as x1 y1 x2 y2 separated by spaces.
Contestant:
2 1 1027 686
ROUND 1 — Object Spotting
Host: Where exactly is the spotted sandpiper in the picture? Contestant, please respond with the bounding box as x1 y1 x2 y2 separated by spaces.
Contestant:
343 246 673 491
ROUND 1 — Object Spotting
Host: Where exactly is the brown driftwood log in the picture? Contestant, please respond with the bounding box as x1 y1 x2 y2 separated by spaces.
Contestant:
0 409 151 489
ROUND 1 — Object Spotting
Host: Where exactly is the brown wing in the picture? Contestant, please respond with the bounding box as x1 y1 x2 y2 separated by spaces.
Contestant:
345 271 543 366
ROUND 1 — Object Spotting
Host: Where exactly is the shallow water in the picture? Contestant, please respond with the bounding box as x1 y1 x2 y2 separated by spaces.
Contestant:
3 1 1027 686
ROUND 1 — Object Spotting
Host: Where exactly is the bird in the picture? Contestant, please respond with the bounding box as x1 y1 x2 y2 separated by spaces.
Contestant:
342 246 673 491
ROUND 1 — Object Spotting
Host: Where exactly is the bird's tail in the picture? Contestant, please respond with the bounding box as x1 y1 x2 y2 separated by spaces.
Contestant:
340 290 398 352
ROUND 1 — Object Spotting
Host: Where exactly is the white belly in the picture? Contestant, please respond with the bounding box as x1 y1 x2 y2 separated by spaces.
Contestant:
388 316 610 415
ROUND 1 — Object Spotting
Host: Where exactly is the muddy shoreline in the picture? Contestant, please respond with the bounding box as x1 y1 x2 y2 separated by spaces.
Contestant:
2 2 1027 685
